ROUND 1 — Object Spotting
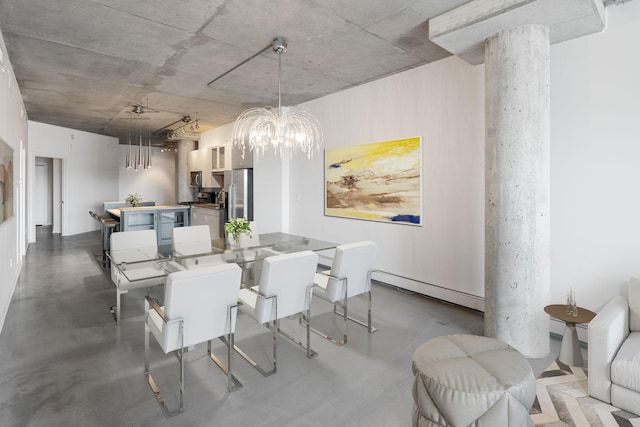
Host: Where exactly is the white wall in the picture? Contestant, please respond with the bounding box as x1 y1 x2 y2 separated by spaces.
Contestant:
550 1 640 314
290 56 487 309
200 56 487 309
28 121 119 238
0 32 28 332
118 145 176 205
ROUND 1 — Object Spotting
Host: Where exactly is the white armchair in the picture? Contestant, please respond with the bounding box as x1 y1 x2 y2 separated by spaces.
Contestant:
109 229 165 322
312 241 377 345
236 250 319 376
172 225 224 269
144 263 243 417
588 277 640 416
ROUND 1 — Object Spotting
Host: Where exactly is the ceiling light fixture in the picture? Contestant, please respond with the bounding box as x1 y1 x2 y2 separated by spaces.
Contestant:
125 114 133 169
126 103 153 171
162 114 200 139
230 37 322 160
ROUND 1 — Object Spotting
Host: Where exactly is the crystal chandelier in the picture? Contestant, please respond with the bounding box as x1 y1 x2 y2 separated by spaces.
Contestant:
231 37 322 160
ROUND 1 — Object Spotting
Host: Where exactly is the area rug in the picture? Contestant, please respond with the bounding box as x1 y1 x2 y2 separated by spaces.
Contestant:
529 360 640 426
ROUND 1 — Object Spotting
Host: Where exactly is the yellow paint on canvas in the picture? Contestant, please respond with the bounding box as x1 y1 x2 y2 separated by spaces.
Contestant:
324 136 422 225
325 208 382 220
326 137 420 172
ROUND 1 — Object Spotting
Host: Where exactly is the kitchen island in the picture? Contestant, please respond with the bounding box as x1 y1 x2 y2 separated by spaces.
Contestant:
107 205 190 245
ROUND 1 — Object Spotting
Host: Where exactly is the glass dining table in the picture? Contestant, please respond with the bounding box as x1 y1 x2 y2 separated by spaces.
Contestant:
112 232 338 286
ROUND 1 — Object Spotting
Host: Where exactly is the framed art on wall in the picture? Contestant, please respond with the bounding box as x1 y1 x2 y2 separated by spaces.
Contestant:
0 138 13 225
324 137 422 225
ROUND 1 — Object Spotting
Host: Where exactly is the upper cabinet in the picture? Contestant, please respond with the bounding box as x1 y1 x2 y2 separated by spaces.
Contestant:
212 145 226 171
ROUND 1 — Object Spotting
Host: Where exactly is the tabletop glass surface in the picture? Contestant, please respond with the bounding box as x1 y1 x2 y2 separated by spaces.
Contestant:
113 232 337 282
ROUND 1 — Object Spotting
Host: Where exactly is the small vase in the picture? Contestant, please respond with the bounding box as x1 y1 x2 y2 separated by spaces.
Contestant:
228 234 240 247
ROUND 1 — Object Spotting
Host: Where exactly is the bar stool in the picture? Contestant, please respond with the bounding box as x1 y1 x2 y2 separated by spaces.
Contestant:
101 218 119 268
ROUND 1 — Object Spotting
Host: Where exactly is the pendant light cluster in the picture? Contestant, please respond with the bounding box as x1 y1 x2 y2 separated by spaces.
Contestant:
125 108 152 171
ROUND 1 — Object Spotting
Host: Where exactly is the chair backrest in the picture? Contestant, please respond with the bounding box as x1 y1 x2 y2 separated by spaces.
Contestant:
326 241 377 301
630 277 640 332
110 229 158 263
254 250 319 324
172 225 212 257
160 263 242 352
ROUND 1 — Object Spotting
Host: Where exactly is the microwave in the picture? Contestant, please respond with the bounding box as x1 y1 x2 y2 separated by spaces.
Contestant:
189 171 202 187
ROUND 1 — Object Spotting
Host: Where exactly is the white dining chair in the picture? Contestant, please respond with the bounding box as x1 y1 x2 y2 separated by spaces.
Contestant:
312 241 377 345
172 225 224 269
144 263 243 417
235 250 319 376
109 229 165 322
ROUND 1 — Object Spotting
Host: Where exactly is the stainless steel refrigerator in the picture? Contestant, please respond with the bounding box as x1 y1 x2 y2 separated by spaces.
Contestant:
221 168 253 236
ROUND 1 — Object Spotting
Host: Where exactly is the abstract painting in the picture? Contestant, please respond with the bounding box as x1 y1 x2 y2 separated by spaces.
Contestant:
0 138 13 225
325 137 421 225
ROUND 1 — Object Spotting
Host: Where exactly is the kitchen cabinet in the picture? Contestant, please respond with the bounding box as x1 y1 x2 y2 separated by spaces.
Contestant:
212 145 227 170
190 206 221 240
157 208 188 246
111 205 190 246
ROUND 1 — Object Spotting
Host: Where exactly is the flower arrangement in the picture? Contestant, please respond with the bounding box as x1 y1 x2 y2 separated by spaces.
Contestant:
225 217 252 242
125 193 142 207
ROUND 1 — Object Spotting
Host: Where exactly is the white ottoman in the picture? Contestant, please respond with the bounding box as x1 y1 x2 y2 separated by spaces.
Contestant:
412 334 536 427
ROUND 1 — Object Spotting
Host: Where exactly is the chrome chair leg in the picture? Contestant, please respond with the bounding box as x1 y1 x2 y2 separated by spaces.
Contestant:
206 305 243 391
228 295 278 377
279 286 318 358
278 317 318 359
334 291 378 332
312 273 377 346
225 320 277 377
144 305 184 418
207 336 243 391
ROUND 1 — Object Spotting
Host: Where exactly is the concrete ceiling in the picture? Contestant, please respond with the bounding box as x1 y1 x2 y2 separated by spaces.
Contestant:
0 0 472 145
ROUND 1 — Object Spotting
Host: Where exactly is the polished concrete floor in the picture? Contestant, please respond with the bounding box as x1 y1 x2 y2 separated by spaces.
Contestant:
0 227 561 426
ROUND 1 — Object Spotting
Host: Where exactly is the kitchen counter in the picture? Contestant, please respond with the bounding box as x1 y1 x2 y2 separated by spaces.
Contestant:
191 203 222 210
107 205 188 218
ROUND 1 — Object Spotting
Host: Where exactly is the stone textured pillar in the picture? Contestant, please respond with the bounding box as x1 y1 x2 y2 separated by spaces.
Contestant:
176 140 196 203
485 25 550 358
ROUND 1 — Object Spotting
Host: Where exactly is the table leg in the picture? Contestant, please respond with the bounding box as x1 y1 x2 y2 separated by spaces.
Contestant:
558 323 583 366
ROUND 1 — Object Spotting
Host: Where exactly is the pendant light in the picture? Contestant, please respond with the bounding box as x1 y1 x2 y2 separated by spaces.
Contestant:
125 114 132 169
230 37 322 160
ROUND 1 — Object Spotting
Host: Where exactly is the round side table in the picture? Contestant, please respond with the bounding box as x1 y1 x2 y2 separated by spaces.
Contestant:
544 304 596 367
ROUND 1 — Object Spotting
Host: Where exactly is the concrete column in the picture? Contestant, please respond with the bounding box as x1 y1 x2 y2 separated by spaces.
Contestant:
176 140 196 203
485 25 550 358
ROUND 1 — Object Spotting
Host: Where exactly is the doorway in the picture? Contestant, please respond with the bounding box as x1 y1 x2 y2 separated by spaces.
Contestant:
34 156 63 236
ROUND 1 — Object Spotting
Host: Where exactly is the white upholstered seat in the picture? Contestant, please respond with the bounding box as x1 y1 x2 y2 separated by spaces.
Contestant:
312 241 377 345
588 277 640 416
109 229 166 322
237 250 319 376
144 263 243 417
